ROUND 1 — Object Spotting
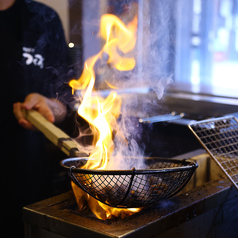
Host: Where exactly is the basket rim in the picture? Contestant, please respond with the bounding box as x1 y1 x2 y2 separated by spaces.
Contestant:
60 157 198 175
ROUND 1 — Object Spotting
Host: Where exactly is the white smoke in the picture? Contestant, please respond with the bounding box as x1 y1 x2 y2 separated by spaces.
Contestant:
73 0 175 170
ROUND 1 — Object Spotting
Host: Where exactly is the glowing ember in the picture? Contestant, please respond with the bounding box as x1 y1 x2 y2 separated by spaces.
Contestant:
69 13 142 219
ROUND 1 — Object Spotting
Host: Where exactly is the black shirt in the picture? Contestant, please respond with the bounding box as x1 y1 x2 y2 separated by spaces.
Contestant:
0 1 72 237
0 1 24 113
0 0 21 71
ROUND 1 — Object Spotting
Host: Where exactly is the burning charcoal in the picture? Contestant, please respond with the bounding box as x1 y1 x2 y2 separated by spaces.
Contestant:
63 157 197 209
90 174 130 204
104 183 128 205
128 189 141 203
110 175 152 206
149 175 163 185
89 180 129 206
150 182 168 195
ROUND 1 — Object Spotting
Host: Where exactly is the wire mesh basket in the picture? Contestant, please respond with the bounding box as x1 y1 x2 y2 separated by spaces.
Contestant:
60 157 198 208
189 115 238 189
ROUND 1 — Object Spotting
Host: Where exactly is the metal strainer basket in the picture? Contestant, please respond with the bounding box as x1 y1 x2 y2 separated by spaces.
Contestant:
60 157 198 208
189 115 238 189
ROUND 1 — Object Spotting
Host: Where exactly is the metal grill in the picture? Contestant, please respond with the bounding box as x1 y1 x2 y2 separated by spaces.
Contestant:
61 157 197 208
189 116 238 189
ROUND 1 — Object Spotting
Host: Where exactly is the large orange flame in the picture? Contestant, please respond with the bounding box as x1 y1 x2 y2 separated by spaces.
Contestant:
69 13 142 220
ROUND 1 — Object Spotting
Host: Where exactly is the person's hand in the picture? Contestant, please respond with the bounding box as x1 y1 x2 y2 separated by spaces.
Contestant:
13 93 67 130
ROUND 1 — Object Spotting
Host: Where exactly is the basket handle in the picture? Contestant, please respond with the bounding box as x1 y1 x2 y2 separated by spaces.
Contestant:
24 109 87 157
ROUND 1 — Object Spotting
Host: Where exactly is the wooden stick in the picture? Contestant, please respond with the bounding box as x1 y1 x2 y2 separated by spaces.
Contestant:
24 110 87 157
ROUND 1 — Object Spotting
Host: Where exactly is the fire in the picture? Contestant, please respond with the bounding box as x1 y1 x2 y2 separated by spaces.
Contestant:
69 13 142 219
71 181 142 220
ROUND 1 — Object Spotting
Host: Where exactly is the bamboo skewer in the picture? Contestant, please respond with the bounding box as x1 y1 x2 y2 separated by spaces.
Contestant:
24 110 87 157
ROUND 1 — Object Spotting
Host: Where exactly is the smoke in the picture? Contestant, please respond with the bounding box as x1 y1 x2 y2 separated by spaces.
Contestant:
73 0 175 170
108 113 146 170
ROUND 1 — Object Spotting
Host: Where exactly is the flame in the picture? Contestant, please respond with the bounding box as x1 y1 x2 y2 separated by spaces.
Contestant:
72 181 141 220
69 13 142 219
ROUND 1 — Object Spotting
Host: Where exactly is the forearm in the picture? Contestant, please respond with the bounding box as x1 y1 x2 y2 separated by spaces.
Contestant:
13 93 68 130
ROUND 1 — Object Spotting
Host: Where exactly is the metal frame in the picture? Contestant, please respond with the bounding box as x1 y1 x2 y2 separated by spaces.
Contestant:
61 157 198 208
189 116 238 189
